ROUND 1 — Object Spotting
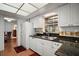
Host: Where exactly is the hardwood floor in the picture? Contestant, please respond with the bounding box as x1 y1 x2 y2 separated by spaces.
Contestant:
2 38 40 56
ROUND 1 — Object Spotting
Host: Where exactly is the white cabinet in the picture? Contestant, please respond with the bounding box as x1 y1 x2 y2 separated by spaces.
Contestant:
29 37 37 51
29 37 34 50
36 39 44 55
29 37 62 56
42 40 62 56
58 4 79 27
58 4 71 27
30 16 45 28
71 4 79 26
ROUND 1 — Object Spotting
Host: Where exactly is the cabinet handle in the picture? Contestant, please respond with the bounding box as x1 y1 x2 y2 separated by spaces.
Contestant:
55 44 59 46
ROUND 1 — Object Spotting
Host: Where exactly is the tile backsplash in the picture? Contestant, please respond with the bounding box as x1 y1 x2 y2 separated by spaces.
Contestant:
60 32 79 37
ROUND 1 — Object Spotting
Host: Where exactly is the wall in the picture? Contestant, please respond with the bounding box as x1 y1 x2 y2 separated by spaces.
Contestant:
4 21 14 32
0 16 4 51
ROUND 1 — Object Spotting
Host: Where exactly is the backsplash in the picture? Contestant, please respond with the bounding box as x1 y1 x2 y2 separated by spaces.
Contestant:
60 32 79 37
34 28 43 34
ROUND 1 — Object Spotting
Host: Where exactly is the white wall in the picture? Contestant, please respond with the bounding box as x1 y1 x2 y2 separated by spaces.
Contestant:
0 16 4 51
4 21 14 32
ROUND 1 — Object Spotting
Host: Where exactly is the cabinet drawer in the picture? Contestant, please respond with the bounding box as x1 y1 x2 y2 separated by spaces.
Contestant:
43 40 52 46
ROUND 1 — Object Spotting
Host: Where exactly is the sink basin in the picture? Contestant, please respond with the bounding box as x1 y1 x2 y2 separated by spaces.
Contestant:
49 37 57 40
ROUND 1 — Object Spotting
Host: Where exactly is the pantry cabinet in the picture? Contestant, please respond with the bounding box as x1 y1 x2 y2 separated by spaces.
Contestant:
29 37 62 56
58 4 79 27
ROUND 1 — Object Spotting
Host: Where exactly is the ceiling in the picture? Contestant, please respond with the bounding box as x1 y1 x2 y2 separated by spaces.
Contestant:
0 3 66 21
0 3 48 16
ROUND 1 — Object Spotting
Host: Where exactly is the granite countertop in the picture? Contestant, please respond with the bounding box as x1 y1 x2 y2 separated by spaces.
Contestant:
30 35 79 43
55 42 79 56
30 35 54 41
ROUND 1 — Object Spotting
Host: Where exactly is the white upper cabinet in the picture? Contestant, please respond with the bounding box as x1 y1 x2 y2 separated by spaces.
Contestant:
71 4 79 26
58 4 71 27
30 15 45 29
58 4 79 27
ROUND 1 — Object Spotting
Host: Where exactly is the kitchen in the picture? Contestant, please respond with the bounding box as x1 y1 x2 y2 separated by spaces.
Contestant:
21 3 79 56
0 3 79 56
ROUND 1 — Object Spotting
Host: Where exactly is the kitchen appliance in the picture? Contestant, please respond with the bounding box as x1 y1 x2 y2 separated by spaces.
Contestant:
21 22 33 49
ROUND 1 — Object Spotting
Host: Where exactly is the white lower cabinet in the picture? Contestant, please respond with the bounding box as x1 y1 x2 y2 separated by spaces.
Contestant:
29 37 37 51
29 37 62 56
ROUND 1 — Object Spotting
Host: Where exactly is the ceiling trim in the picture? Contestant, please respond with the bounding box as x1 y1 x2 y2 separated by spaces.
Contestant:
3 3 19 9
3 3 30 13
16 3 24 13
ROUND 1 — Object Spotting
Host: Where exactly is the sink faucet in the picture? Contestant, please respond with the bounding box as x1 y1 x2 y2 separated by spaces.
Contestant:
46 32 50 38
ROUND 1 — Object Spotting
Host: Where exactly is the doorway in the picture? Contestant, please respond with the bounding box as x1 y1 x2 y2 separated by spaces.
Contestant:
3 23 17 56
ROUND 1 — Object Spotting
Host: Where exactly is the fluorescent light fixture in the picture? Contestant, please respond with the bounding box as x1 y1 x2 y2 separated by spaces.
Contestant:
44 12 57 18
4 17 15 22
0 4 17 13
31 3 48 8
6 3 23 8
21 4 37 13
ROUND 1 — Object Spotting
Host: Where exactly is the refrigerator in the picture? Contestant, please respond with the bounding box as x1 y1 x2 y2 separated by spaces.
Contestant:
21 22 34 49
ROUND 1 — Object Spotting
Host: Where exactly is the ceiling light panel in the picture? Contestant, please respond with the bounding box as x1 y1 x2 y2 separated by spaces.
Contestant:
4 17 15 22
20 4 37 13
6 3 23 8
0 4 17 13
31 3 48 8
17 10 29 16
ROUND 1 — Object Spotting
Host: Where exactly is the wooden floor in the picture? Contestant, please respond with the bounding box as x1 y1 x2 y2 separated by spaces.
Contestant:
2 38 39 56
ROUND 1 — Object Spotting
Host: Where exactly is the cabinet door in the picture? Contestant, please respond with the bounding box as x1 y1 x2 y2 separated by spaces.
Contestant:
29 37 33 49
71 4 79 26
29 37 34 50
58 4 71 26
29 37 36 51
32 38 37 52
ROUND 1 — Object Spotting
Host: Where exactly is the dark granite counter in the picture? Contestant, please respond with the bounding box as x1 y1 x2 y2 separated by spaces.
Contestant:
55 42 79 56
30 34 79 43
30 35 57 42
